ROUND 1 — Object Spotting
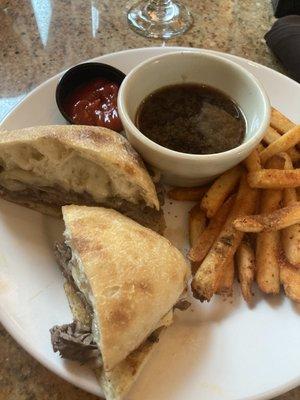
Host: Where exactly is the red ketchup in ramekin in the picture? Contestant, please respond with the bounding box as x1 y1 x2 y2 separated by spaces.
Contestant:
62 78 123 132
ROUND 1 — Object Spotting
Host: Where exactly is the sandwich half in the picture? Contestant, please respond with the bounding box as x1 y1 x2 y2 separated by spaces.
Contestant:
51 206 189 400
0 125 164 231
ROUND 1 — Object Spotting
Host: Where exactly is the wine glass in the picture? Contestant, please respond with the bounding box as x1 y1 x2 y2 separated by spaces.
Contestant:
127 0 193 39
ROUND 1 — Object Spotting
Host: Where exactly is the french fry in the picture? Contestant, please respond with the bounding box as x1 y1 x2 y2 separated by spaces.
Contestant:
256 184 282 294
287 148 300 163
282 241 300 268
247 169 300 189
280 256 300 302
201 165 242 218
236 241 255 304
256 231 281 293
233 203 300 233
168 185 208 201
281 153 297 205
263 126 300 162
216 259 234 295
191 176 258 302
189 196 235 262
279 151 294 170
244 148 261 172
189 204 206 247
270 107 295 134
263 126 281 144
280 153 300 265
284 187 298 205
257 143 265 153
260 125 300 164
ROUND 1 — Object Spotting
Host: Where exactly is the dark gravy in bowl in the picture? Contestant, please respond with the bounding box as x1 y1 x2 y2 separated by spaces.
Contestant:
136 83 246 154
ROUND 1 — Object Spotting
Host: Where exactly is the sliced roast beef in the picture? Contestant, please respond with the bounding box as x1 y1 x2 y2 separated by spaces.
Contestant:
50 321 100 363
50 320 166 364
51 243 99 364
54 241 73 278
54 241 94 319
0 182 165 232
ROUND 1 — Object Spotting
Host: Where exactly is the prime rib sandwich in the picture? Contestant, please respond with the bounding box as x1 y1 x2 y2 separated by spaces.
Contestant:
51 205 189 400
0 125 164 231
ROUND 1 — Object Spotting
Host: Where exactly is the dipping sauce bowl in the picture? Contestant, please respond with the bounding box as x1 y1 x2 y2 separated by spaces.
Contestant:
56 62 126 132
118 51 270 186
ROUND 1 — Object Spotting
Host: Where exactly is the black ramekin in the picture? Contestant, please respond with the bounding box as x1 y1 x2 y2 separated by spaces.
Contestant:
55 62 126 124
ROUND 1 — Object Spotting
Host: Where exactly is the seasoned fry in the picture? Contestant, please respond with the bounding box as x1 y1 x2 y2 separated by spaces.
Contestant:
216 259 234 295
189 204 206 247
284 186 298 205
189 204 207 275
233 203 300 233
280 152 298 206
257 143 265 153
263 126 281 144
263 126 300 162
280 257 300 302
201 165 242 218
168 185 209 201
189 196 235 262
188 108 300 303
289 148 300 163
280 153 300 265
260 125 300 164
270 107 295 134
256 188 282 294
279 151 294 170
192 176 258 302
244 148 261 172
247 169 300 189
282 226 300 266
236 242 255 304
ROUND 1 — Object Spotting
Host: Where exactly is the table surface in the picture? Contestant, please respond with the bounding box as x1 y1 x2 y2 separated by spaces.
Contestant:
0 1 299 399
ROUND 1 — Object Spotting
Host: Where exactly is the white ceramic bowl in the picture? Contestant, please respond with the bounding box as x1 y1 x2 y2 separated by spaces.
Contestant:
118 51 270 186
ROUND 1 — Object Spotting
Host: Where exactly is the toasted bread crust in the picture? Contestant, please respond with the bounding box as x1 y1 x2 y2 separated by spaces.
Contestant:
62 205 188 372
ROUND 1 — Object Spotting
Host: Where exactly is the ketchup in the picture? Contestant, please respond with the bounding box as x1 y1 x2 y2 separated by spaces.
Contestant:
63 78 123 132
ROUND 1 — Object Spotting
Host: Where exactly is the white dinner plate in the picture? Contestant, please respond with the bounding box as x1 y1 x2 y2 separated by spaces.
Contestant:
0 47 300 400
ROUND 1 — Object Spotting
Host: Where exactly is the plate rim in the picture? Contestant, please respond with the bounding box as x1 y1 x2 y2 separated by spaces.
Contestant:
1 46 300 400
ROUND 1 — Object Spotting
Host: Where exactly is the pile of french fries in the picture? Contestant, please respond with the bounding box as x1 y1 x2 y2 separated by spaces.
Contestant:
168 108 300 304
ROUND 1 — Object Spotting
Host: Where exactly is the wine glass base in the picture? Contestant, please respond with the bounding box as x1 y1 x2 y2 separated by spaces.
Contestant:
127 1 193 39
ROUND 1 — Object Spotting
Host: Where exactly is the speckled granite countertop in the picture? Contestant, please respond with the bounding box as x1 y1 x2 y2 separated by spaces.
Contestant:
0 1 299 399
